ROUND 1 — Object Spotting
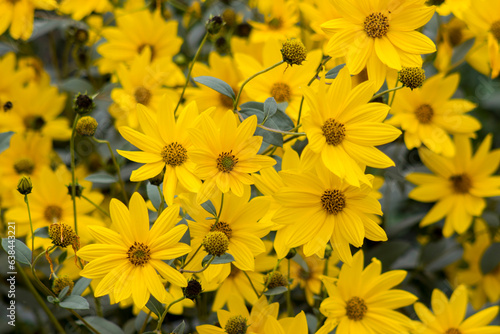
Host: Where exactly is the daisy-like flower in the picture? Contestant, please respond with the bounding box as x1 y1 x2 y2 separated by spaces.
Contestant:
414 285 500 333
388 73 480 157
317 250 417 334
118 101 202 205
302 67 401 187
0 53 32 107
77 193 191 309
248 0 300 43
463 0 500 78
273 162 387 264
0 0 57 40
96 9 182 74
321 0 436 88
188 110 276 204
407 134 500 237
434 18 474 73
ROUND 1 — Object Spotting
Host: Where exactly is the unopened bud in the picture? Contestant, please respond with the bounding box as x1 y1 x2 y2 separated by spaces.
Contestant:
17 176 33 195
206 16 224 35
76 116 98 136
73 93 95 115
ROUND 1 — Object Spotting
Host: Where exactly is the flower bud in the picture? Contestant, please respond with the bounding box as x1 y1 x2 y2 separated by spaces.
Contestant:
399 67 426 90
265 271 288 289
183 279 203 300
76 116 98 136
17 176 33 195
203 231 229 257
281 39 307 66
73 93 95 115
206 16 224 35
52 276 75 295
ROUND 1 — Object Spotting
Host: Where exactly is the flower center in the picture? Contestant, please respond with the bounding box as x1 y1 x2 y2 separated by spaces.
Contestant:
268 18 283 30
23 116 46 130
134 86 152 105
137 44 156 59
224 315 248 334
448 26 463 47
345 296 368 321
364 12 389 38
219 93 234 109
321 189 346 215
270 82 292 103
127 242 151 267
210 221 232 239
491 20 500 42
203 231 230 256
14 158 35 175
161 142 187 167
216 151 238 172
322 118 346 146
450 174 472 194
445 329 462 334
414 104 434 124
45 205 63 223
298 268 311 280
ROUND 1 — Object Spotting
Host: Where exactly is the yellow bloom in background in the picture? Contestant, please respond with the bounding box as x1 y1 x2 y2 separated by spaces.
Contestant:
264 310 308 334
248 0 300 43
317 250 417 334
434 0 470 19
189 110 276 204
0 0 57 40
59 0 112 21
321 0 436 88
302 68 401 187
96 9 182 74
463 0 500 78
110 48 182 129
118 101 202 205
235 39 322 121
407 134 500 237
299 0 341 51
414 285 500 333
77 193 191 309
434 18 474 73
0 53 32 107
388 73 480 157
273 163 387 264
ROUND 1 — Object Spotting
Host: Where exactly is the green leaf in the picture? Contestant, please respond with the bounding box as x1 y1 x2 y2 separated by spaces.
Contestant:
201 200 217 217
2 238 32 265
240 108 265 123
85 172 118 184
202 253 235 265
60 295 90 310
47 296 55 304
59 78 95 94
147 183 161 211
325 64 346 79
0 131 15 154
480 243 500 275
77 316 125 334
34 226 49 238
72 277 92 296
145 295 165 318
194 76 235 99
451 38 475 66
173 321 186 334
255 127 283 147
264 286 288 296
263 97 278 122
58 286 71 300
58 250 68 264
271 109 294 132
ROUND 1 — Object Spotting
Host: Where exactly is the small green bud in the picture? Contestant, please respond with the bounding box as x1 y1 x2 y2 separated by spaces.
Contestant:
206 16 224 35
73 93 95 115
17 176 33 195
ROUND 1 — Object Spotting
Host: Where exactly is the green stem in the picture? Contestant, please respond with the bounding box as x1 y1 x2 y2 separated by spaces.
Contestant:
286 259 293 316
259 258 283 298
242 270 260 298
179 255 215 274
370 86 404 102
389 78 399 107
92 137 128 205
16 263 66 334
24 194 34 263
157 185 165 215
216 193 224 222
257 124 306 136
181 244 202 270
70 115 80 235
82 195 109 217
174 32 209 115
233 61 284 110
155 296 186 332
139 310 152 334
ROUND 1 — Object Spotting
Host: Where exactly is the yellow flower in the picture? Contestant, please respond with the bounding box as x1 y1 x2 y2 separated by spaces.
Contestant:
299 0 341 52
248 0 300 43
0 53 32 107
188 110 276 204
273 163 387 264
59 0 112 21
77 193 191 309
388 73 480 157
321 0 436 88
317 250 417 334
434 17 475 73
407 134 500 237
302 67 401 187
263 310 309 334
118 101 201 206
463 0 500 78
96 9 182 74
414 285 500 333
0 0 57 40
433 0 470 19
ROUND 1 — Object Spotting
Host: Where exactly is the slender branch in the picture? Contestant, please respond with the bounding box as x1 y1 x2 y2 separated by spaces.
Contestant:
139 310 152 334
259 258 283 298
155 296 186 331
389 77 399 107
286 259 293 316
181 244 203 270
82 195 109 217
370 86 404 102
70 115 80 235
242 270 260 298
257 124 306 136
24 194 34 263
179 255 215 274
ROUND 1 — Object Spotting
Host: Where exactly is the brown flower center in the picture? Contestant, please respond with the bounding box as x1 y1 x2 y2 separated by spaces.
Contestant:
161 142 187 167
321 189 346 215
270 82 292 103
491 20 500 42
137 44 156 60
219 93 234 109
448 26 463 47
450 174 472 194
210 221 232 239
127 242 151 266
14 158 35 175
414 104 434 124
216 151 238 172
225 315 248 334
445 329 462 334
23 116 46 131
345 296 368 321
268 18 283 30
134 86 152 105
322 118 346 146
364 12 389 38
45 205 63 223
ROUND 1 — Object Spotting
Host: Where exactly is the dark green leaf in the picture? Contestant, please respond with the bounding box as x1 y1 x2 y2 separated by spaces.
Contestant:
145 295 165 318
480 243 500 274
365 241 411 271
58 250 67 264
34 226 49 238
255 127 283 147
240 108 264 123
147 183 161 211
325 64 346 79
60 295 90 310
2 238 32 265
47 296 55 304
202 253 235 265
263 97 278 121
77 316 125 334
201 200 217 217
0 131 15 154
173 321 186 334
85 172 118 184
271 109 294 131
422 239 463 272
240 101 264 110
59 78 95 94
194 76 235 99
58 286 70 300
264 286 288 296
72 277 92 296
451 38 475 66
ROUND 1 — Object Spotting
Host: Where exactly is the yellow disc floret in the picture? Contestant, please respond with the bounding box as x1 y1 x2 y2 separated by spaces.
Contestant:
49 223 78 248
399 67 426 90
281 39 307 66
76 116 98 136
203 231 230 256
224 315 248 334
52 276 75 295
345 296 368 321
